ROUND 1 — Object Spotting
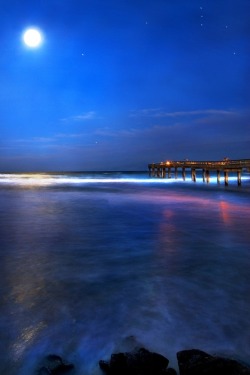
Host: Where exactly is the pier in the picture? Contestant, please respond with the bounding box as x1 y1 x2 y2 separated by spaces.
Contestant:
148 159 250 186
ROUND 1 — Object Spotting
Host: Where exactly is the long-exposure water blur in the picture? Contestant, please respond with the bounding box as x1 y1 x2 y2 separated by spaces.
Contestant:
0 171 250 374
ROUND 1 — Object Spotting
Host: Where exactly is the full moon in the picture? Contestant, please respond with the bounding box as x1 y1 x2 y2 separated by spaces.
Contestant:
23 28 43 48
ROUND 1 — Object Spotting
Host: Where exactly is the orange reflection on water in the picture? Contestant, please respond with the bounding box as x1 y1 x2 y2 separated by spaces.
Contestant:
219 200 250 227
157 209 179 254
219 201 232 226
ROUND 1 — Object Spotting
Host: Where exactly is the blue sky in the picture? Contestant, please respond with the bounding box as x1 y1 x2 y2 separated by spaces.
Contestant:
0 0 249 171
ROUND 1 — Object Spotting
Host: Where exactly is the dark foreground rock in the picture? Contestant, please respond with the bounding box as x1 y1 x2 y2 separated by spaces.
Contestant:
99 347 175 375
36 347 250 375
177 349 250 375
37 354 74 375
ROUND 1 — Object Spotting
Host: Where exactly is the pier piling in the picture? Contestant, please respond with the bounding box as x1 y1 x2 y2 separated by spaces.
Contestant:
175 167 178 179
224 171 229 186
237 171 242 186
217 170 220 184
182 167 186 181
191 168 196 182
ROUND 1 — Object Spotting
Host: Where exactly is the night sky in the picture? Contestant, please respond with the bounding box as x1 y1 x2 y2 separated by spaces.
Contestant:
1 0 249 171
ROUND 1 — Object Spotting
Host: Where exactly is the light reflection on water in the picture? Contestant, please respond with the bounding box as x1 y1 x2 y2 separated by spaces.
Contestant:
0 171 249 187
0 173 250 374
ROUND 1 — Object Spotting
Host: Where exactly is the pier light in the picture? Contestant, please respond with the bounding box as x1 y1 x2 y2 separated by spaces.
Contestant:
166 161 170 165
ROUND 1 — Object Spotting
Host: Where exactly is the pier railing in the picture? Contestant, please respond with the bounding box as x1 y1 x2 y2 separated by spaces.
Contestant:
148 159 250 186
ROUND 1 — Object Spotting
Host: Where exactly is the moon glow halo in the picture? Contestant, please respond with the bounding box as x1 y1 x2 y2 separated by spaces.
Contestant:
23 28 43 48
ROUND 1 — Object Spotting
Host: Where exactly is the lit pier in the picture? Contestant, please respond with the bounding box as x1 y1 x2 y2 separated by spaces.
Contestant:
148 159 250 186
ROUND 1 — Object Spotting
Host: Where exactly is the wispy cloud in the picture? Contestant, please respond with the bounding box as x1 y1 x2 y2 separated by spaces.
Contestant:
56 133 86 138
14 137 55 144
94 108 250 146
12 133 88 147
94 127 139 137
129 108 237 118
61 111 98 123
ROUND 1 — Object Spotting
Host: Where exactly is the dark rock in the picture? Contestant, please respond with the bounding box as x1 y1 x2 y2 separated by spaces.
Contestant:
165 368 177 375
38 367 51 375
37 354 74 375
99 347 169 375
99 360 110 372
177 349 250 375
177 349 213 375
110 352 127 374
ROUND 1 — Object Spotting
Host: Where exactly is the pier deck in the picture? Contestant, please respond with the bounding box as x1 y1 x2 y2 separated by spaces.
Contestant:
148 159 250 186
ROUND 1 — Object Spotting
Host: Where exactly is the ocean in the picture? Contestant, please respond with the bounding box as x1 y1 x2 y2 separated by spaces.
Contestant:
0 171 250 374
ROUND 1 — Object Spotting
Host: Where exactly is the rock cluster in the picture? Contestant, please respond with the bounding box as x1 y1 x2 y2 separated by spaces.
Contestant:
177 349 250 375
99 347 174 375
99 348 250 375
37 354 74 374
37 348 250 375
